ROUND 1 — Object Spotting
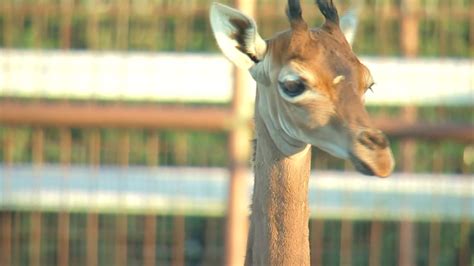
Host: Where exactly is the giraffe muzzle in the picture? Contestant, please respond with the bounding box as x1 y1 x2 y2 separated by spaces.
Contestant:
357 130 389 150
350 129 395 178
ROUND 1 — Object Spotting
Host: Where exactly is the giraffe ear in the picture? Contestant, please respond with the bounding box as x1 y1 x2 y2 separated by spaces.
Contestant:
210 3 267 70
340 9 358 46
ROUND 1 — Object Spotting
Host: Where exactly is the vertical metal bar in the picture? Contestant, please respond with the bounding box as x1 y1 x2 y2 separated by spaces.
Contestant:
58 128 71 266
13 0 25 44
458 220 471 266
143 215 156 266
172 216 185 266
399 0 419 259
119 130 130 167
87 129 100 266
144 131 158 266
400 0 419 57
116 130 130 266
60 128 72 166
226 86 252 265
155 1 167 51
470 1 474 56
32 128 44 167
174 1 191 51
60 0 73 49
202 218 218 265
340 220 353 266
428 131 442 266
116 215 128 266
172 133 187 266
342 155 353 264
375 3 388 55
0 212 12 266
398 106 417 266
31 128 44 266
0 127 14 266
225 1 255 264
86 214 98 266
310 219 325 266
147 4 158 51
174 133 187 166
398 221 415 266
438 1 448 56
57 212 70 266
369 221 382 266
89 129 101 166
32 0 46 48
428 221 440 266
400 106 417 172
2 0 13 47
116 0 130 50
147 131 159 167
432 145 444 173
156 216 166 265
12 212 20 266
3 127 13 166
87 0 99 49
1 126 13 266
30 212 41 266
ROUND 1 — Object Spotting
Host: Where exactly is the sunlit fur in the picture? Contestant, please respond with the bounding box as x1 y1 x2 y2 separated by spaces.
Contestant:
333 75 345 84
210 1 394 265
210 3 267 69
250 27 394 176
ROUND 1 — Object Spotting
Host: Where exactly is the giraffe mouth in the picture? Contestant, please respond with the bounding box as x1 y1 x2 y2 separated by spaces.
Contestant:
349 153 375 176
349 151 394 178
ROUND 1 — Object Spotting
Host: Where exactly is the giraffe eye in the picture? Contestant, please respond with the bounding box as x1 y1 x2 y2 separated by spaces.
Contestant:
279 80 306 97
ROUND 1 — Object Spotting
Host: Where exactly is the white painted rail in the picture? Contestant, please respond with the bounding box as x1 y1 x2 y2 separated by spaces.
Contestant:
1 165 472 221
0 49 472 105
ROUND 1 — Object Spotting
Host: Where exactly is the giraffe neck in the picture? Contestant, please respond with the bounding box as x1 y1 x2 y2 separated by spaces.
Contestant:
245 108 312 266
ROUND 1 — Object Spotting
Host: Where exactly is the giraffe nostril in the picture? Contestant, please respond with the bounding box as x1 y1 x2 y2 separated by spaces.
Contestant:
358 130 389 150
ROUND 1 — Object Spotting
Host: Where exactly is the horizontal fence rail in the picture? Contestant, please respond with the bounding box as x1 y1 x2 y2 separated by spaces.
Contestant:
0 50 472 105
1 165 472 221
1 101 473 142
0 102 233 131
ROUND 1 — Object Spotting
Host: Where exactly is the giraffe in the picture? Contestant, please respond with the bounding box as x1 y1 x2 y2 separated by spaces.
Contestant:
210 0 395 264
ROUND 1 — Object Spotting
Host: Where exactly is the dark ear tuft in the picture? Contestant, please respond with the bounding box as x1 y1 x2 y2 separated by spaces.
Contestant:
316 0 340 24
229 18 260 63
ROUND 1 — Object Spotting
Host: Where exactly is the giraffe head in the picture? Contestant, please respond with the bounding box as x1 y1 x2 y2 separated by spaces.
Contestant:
210 0 394 177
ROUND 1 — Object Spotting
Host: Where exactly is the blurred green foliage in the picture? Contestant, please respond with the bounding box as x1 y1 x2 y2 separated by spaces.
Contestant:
0 0 472 57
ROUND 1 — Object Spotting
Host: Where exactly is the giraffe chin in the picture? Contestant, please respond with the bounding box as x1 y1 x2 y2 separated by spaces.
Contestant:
349 152 394 178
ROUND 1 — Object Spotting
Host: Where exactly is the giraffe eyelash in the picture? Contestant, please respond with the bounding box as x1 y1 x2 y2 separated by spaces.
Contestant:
367 82 375 93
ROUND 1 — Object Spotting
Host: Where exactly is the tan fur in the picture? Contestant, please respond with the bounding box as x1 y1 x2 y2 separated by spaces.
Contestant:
211 2 395 265
246 20 394 266
255 28 394 175
246 106 311 266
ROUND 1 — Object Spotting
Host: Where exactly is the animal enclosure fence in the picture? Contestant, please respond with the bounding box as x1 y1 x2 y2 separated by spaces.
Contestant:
0 0 472 56
0 104 472 266
0 0 473 265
